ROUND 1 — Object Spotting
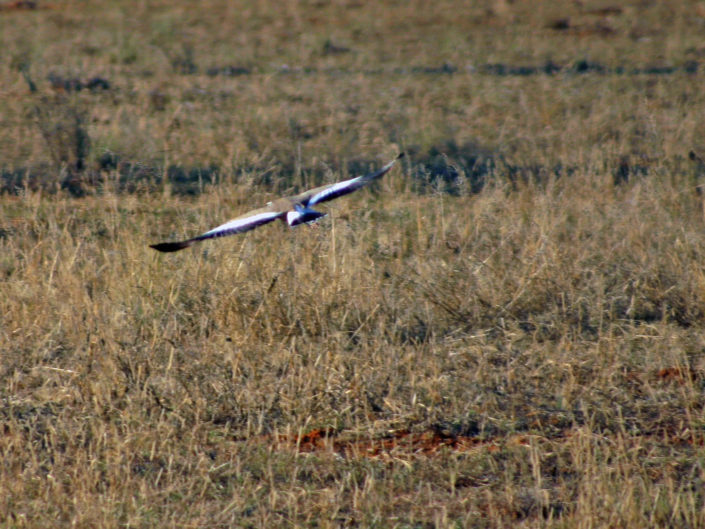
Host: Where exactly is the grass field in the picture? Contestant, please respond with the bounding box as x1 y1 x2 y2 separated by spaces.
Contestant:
2 1 705 527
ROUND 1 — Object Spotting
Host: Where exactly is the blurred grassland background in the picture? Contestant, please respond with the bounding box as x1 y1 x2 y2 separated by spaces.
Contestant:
2 0 705 527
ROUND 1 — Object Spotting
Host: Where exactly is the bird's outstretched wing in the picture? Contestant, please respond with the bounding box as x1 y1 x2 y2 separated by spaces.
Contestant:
302 153 404 207
150 208 283 252
150 153 404 252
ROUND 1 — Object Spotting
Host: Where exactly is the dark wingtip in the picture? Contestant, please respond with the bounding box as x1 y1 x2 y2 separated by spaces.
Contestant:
149 240 194 253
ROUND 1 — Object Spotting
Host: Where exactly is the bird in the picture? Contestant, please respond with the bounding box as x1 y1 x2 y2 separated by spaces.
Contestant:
149 153 404 252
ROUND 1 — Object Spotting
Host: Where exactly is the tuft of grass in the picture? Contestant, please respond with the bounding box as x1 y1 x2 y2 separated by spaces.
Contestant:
32 97 92 190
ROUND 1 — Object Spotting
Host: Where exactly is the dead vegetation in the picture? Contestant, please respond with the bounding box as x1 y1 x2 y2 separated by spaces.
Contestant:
1 1 705 527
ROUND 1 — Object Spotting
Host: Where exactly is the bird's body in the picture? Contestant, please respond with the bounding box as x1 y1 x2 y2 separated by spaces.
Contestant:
150 153 403 252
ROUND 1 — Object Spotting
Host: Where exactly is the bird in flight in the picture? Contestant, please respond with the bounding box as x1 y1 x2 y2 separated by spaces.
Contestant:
150 153 404 252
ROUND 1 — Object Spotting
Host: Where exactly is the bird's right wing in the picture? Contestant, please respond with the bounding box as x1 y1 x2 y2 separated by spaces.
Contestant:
195 210 283 240
150 208 283 252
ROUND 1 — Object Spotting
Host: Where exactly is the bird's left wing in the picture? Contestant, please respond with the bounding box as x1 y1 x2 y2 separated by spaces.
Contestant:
303 153 404 207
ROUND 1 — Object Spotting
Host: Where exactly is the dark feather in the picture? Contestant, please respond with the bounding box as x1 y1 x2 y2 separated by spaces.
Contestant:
149 240 195 253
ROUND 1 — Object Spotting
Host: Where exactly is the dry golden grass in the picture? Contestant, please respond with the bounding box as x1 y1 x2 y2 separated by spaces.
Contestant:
2 1 705 527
